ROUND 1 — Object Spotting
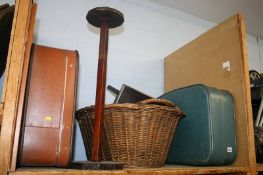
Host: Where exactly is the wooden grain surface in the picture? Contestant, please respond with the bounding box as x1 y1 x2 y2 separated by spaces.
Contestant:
237 15 256 175
0 0 32 174
9 166 249 175
0 102 3 125
164 14 253 169
256 163 263 172
92 20 109 161
10 4 37 171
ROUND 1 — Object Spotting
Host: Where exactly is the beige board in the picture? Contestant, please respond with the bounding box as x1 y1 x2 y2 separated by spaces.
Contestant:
164 14 255 169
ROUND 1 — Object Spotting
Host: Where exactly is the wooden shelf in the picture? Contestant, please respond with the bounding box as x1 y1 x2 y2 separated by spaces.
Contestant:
256 163 263 172
10 165 250 175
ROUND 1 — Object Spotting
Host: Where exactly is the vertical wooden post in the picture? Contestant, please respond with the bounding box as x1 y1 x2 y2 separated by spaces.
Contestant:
86 7 124 162
91 20 109 161
0 0 32 174
10 4 37 171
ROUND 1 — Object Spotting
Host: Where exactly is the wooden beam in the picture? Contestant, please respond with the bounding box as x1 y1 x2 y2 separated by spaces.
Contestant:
10 4 37 172
0 0 32 174
237 14 257 174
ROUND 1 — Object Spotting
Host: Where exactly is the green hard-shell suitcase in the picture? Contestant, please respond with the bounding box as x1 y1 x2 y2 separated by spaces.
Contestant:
159 84 237 165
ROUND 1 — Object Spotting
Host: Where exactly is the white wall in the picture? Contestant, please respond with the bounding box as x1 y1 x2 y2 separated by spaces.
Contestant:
247 36 263 73
0 0 14 5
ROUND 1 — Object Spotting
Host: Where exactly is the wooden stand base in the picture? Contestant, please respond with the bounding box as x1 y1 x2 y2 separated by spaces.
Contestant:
69 161 125 170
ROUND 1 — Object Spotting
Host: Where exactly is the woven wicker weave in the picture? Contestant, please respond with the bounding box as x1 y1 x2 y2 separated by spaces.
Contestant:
76 99 184 168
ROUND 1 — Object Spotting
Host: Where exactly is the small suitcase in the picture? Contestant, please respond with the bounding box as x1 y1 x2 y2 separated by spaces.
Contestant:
18 44 78 167
159 84 237 165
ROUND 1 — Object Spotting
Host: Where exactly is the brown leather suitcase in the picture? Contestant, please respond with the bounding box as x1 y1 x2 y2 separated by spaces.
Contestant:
18 44 78 167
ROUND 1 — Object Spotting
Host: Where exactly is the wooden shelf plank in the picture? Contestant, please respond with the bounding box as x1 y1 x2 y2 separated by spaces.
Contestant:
257 163 263 172
10 166 249 175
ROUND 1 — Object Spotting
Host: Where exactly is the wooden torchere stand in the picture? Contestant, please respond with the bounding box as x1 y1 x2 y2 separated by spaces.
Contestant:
86 7 124 165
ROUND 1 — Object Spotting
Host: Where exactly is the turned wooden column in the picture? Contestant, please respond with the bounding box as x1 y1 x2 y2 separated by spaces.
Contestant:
86 7 124 162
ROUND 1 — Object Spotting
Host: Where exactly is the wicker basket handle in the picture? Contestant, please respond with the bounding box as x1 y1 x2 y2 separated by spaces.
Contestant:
138 99 175 107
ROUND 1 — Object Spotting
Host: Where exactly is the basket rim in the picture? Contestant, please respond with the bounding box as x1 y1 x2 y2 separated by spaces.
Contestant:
76 99 185 119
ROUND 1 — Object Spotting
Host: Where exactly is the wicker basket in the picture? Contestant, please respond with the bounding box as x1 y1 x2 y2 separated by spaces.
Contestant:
76 99 184 168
